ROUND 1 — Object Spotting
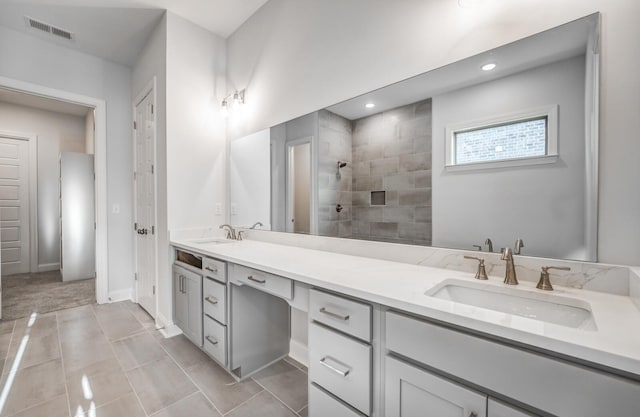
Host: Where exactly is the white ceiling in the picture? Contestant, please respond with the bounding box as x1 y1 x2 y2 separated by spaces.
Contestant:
0 0 269 66
328 14 597 121
0 87 92 116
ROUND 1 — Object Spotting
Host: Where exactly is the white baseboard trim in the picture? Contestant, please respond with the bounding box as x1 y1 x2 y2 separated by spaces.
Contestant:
289 339 309 367
107 288 133 303
156 312 182 338
37 263 60 272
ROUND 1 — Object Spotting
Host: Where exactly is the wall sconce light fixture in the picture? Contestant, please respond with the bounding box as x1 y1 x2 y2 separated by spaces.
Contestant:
220 89 245 118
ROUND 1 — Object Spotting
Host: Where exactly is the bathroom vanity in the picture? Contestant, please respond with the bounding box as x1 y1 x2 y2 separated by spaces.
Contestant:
170 236 640 417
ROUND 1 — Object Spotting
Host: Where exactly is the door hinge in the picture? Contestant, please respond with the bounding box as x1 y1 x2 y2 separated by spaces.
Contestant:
153 285 156 295
151 165 154 174
94 222 96 230
133 121 137 130
134 222 138 231
134 272 138 281
133 171 136 180
151 104 154 114
151 225 155 235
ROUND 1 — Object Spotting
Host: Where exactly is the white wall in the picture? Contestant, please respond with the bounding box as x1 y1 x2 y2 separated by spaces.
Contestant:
227 0 640 266
0 102 86 270
161 12 226 326
0 25 134 297
229 129 271 229
432 56 586 260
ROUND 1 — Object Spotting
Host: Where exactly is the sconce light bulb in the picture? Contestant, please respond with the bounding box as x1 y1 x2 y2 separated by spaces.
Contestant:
220 100 229 118
233 91 240 108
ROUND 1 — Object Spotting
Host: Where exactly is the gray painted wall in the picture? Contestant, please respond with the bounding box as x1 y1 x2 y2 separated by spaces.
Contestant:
432 55 586 259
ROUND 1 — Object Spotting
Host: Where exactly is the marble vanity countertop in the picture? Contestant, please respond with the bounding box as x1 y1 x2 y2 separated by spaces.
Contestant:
171 237 640 378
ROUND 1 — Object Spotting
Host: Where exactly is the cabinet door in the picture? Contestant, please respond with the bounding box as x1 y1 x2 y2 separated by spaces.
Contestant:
385 356 486 417
488 399 538 417
184 270 203 346
173 267 187 331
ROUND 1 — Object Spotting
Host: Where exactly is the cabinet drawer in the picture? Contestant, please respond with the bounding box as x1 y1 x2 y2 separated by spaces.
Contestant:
310 289 371 342
385 311 640 417
230 264 293 300
203 277 226 324
309 323 371 415
309 383 365 417
203 315 227 366
203 257 226 282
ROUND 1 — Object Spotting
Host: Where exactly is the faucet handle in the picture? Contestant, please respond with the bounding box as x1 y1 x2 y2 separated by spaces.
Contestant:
536 266 571 291
514 238 525 255
500 247 513 260
464 256 488 280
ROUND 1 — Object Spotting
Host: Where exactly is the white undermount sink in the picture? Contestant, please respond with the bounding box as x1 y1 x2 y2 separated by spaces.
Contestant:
188 237 232 244
426 279 597 331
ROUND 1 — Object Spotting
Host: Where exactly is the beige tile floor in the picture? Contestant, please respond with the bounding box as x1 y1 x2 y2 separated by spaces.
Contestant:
0 301 308 417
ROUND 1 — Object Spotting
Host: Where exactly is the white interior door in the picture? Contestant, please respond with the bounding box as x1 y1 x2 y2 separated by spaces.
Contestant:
134 89 156 318
286 139 311 234
0 136 30 277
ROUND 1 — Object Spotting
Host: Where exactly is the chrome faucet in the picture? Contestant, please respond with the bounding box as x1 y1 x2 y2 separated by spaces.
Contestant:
219 224 237 240
514 238 525 255
249 222 263 229
501 247 518 285
485 238 493 253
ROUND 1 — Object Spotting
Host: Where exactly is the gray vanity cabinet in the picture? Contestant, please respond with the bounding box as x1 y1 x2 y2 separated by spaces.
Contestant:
385 355 486 417
172 264 203 346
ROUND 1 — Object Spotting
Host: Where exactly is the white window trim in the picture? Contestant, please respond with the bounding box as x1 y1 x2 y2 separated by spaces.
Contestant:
444 104 559 172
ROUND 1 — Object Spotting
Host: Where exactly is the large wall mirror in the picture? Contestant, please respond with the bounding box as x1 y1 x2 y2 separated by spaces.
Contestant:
229 13 600 262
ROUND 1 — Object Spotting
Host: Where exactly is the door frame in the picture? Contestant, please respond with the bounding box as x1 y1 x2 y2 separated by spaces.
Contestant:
0 76 109 304
285 136 317 234
0 131 38 274
132 77 158 317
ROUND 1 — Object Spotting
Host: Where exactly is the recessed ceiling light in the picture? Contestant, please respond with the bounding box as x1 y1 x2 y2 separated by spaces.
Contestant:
365 103 375 109
481 63 497 71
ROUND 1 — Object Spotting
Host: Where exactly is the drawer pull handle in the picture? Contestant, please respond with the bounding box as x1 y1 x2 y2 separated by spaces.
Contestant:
205 296 218 305
247 275 266 284
205 266 218 273
205 335 219 345
319 356 351 377
319 307 350 321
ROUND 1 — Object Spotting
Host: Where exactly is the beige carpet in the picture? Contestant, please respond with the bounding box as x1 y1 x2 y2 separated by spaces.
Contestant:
2 270 95 321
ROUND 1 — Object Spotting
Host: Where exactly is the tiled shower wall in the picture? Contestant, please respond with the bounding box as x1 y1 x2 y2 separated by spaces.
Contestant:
351 99 433 245
317 109 353 237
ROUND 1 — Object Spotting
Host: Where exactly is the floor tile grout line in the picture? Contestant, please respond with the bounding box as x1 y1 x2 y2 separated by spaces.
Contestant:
90 302 151 417
146 390 202 417
249 377 305 417
55 311 74 417
221 388 266 416
152 333 226 417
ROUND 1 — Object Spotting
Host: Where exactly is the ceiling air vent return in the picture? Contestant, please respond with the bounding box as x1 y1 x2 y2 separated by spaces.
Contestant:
24 16 75 41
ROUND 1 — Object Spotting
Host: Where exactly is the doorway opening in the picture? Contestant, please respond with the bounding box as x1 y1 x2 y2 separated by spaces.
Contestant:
286 139 312 234
0 79 107 320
